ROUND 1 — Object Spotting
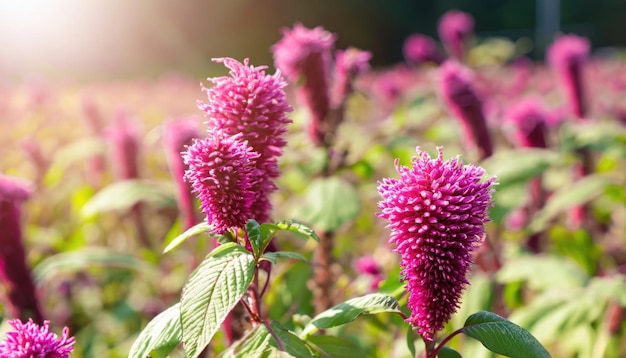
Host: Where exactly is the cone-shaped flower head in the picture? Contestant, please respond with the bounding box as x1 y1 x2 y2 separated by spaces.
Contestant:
198 57 292 223
438 10 474 60
377 147 495 342
183 129 261 234
438 60 493 159
403 34 444 66
272 23 336 145
547 34 589 119
506 98 549 148
0 319 75 358
0 175 43 323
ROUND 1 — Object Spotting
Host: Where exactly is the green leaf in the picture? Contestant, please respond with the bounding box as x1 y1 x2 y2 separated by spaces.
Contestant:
81 179 175 217
248 220 320 257
438 346 463 358
302 293 403 336
269 321 320 357
261 251 309 265
129 303 182 358
246 220 263 257
529 175 612 232
163 221 215 254
305 335 364 358
32 248 155 284
496 255 589 290
220 324 272 358
406 325 416 357
298 177 360 231
462 311 551 358
181 243 256 358
271 220 320 242
480 148 560 189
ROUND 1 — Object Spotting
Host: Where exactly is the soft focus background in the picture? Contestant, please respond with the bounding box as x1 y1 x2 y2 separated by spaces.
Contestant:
1 0 625 80
2 1 626 357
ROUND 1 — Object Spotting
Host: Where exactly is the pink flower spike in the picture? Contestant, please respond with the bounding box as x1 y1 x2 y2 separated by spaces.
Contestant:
198 57 292 223
377 147 495 342
438 60 493 159
183 129 260 234
438 10 474 60
0 175 43 324
272 23 336 145
547 34 590 119
0 319 75 357
403 34 444 66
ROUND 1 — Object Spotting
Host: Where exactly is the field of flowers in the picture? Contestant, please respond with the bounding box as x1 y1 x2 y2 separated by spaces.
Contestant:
1 10 626 358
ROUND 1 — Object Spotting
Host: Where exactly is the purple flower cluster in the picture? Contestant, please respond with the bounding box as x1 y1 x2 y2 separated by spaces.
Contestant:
0 319 75 358
377 147 495 342
188 58 292 232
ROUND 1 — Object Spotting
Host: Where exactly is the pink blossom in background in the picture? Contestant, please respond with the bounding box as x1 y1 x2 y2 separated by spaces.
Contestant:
438 60 493 159
506 98 549 149
403 34 444 66
437 10 474 60
272 23 336 146
331 47 372 108
198 57 292 224
0 319 75 358
163 117 200 230
106 110 141 181
377 147 495 342
0 175 43 324
355 256 384 290
547 34 590 119
183 130 260 234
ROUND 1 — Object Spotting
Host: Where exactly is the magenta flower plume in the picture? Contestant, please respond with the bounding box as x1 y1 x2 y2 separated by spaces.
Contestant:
377 147 495 342
438 60 493 159
0 175 44 324
183 129 260 234
403 34 444 66
198 57 292 223
163 117 200 230
272 23 336 145
547 34 590 119
0 319 75 358
438 10 474 60
506 98 549 148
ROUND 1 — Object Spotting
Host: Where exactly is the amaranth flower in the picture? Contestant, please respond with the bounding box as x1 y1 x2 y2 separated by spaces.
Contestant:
272 23 336 146
547 34 589 119
438 10 474 60
198 58 292 224
0 175 43 324
377 147 495 342
0 319 75 358
183 129 260 234
438 60 493 159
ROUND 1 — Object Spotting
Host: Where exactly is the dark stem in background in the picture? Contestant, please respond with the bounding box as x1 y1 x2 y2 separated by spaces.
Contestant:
313 230 335 313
